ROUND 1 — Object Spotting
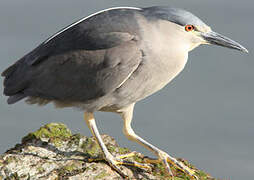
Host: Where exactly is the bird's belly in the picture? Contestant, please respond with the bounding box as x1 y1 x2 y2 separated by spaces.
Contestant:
110 54 188 108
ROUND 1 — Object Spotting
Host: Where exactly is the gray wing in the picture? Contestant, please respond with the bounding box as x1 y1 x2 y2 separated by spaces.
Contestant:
2 9 143 104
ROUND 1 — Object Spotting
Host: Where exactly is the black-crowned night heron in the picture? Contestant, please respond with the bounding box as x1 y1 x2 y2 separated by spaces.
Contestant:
2 6 248 179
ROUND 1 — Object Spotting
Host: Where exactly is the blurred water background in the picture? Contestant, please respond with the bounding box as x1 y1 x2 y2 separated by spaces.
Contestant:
0 0 253 179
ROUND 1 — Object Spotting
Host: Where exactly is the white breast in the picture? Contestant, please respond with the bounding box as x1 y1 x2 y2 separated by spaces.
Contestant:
138 17 189 93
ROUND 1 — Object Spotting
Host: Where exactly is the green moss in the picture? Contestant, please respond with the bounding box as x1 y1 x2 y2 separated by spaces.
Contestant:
6 172 19 180
106 144 116 154
81 138 101 157
152 162 166 177
174 177 186 180
150 158 216 180
118 147 130 154
58 164 79 176
63 164 78 172
37 167 45 174
94 170 110 179
22 123 72 146
194 169 214 180
107 144 130 155
5 156 17 164
57 162 87 178
69 133 82 146
133 155 143 163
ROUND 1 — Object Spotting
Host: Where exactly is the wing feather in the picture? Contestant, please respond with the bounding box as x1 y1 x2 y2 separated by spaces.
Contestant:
2 8 143 104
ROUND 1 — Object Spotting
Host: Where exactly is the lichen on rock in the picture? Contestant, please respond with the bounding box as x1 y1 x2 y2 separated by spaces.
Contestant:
21 123 72 147
0 123 217 180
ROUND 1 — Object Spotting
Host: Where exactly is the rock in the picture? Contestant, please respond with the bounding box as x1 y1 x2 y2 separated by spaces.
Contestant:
0 123 217 180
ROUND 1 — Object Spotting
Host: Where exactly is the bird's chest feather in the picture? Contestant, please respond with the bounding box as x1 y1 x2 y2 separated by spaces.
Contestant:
111 18 189 106
136 48 188 97
112 48 188 106
137 18 189 91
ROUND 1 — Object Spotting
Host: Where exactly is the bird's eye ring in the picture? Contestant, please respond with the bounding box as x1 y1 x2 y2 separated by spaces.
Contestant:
185 25 195 32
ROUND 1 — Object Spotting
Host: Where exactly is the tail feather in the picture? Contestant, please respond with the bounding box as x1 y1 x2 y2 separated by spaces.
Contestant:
1 63 17 77
2 61 27 104
2 43 46 105
7 93 27 104
2 57 28 99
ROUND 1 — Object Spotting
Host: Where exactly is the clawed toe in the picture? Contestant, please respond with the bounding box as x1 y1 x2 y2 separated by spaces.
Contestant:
106 155 129 178
116 151 151 169
106 154 151 178
144 152 198 180
89 152 150 178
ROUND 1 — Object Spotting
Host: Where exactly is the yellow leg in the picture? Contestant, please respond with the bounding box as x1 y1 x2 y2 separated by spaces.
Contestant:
84 112 149 178
119 104 198 180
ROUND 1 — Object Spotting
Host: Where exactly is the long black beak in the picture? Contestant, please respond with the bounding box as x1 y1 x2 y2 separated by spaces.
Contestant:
202 31 248 53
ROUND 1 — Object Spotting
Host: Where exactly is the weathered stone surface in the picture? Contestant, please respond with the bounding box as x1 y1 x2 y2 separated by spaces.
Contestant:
0 123 217 180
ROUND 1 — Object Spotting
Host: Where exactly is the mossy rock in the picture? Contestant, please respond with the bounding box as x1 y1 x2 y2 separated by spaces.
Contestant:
1 123 217 180
21 123 72 146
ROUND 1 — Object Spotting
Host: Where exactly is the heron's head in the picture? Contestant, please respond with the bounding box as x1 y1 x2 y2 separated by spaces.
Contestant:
143 6 248 53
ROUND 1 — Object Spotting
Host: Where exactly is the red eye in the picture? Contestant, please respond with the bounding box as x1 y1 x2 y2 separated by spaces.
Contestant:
185 25 195 32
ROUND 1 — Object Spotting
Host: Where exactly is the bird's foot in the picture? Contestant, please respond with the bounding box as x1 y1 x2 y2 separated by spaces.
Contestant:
88 151 150 178
116 151 137 159
144 151 198 180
